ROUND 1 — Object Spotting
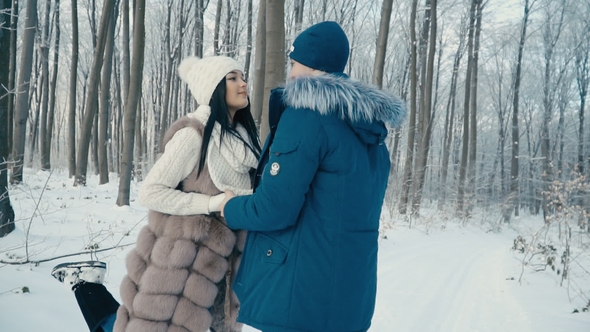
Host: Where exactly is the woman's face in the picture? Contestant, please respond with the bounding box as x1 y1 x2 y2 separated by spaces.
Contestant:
225 70 248 118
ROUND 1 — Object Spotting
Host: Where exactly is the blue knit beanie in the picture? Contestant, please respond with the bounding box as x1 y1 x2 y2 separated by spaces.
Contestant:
289 21 350 74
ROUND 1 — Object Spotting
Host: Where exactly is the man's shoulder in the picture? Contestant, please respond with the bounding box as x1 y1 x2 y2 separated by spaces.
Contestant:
280 105 325 127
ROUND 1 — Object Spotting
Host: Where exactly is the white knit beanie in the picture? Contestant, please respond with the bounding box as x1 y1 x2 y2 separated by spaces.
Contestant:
177 56 243 106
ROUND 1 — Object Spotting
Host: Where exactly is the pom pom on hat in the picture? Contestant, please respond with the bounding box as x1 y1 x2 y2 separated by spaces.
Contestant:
178 56 243 106
289 21 350 74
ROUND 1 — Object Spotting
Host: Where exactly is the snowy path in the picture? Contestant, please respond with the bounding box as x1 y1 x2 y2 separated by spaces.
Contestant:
2 223 589 332
368 225 589 332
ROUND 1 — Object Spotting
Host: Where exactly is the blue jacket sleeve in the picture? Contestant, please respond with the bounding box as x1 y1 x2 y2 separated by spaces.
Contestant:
224 107 326 231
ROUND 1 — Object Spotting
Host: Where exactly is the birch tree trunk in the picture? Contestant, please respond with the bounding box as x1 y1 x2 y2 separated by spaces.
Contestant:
117 0 146 206
10 0 38 184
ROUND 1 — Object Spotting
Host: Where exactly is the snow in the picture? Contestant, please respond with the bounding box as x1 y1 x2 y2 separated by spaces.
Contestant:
1 169 589 331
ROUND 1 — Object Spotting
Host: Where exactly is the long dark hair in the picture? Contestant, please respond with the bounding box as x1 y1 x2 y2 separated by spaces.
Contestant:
197 77 261 177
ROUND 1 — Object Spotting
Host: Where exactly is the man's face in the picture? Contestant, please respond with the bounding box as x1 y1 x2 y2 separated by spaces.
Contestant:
289 60 324 79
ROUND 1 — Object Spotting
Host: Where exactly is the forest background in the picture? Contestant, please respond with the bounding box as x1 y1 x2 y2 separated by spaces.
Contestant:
0 0 589 312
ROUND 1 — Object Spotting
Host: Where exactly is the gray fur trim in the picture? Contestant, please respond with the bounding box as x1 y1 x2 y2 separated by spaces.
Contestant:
283 74 406 127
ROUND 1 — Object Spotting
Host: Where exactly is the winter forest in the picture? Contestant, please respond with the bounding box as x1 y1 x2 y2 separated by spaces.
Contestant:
1 0 590 327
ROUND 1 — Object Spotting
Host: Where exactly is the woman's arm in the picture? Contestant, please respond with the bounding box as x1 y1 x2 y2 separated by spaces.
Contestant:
138 127 224 215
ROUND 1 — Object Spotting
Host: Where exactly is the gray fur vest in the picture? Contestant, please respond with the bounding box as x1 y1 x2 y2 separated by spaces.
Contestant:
114 116 246 332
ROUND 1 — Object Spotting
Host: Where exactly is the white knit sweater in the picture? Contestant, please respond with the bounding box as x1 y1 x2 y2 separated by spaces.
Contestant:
138 106 258 216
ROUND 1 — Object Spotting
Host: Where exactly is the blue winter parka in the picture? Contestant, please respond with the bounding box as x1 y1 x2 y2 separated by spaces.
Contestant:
224 74 406 332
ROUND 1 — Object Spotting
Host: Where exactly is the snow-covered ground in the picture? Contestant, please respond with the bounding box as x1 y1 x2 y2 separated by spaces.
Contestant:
1 169 589 331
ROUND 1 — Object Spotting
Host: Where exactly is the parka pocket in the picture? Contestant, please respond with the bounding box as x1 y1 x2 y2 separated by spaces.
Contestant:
263 138 300 185
270 139 299 156
254 234 288 264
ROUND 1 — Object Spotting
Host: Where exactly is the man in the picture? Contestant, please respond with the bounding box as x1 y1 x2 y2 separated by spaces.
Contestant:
220 21 406 332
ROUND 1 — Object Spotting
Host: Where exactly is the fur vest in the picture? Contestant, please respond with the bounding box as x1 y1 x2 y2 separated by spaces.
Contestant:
114 116 246 332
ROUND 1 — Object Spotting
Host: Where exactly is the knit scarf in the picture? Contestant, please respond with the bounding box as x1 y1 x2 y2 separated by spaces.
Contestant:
189 105 258 195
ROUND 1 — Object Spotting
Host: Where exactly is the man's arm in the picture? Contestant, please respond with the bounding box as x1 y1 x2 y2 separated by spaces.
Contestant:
223 108 326 231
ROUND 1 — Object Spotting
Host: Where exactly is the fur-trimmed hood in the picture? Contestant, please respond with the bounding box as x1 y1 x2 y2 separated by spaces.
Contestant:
283 74 406 128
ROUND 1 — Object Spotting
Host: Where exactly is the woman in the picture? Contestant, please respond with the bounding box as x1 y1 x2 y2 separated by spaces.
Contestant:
51 56 260 332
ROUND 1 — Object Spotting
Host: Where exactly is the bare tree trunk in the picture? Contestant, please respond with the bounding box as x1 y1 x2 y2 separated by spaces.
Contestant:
438 17 466 211
575 24 589 231
122 0 130 105
398 0 418 216
158 0 174 151
28 60 42 167
372 0 393 88
91 102 100 174
68 0 78 178
223 0 231 56
505 0 532 223
113 63 122 173
251 0 266 127
214 0 222 55
46 0 61 170
457 0 478 217
555 81 566 181
10 0 38 184
99 3 118 184
109 58 121 172
68 0 79 178
74 0 115 185
117 0 146 206
576 26 589 177
39 0 52 170
244 0 253 81
195 0 206 58
466 0 483 216
294 0 305 33
540 0 565 222
88 0 97 48
134 91 144 181
411 0 437 216
1 0 16 237
7 0 18 157
260 0 285 142
173 0 186 119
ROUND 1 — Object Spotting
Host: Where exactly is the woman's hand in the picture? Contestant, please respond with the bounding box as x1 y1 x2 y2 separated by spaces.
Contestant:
220 190 236 217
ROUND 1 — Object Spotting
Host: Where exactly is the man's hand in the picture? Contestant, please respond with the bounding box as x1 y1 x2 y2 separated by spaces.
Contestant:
220 190 236 217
